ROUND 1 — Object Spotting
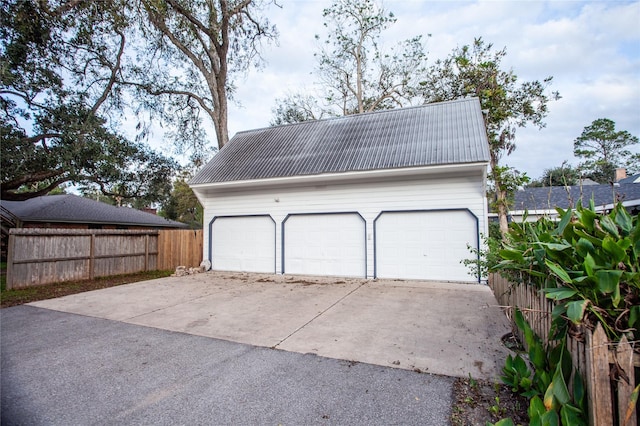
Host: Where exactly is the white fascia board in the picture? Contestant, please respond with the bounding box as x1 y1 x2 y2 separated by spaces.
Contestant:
190 162 488 193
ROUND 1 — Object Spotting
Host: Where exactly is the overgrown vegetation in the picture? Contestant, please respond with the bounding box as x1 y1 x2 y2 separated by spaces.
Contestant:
496 202 639 344
473 201 639 425
498 309 587 425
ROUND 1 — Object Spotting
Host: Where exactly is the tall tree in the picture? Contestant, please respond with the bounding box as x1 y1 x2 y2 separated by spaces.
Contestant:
133 0 277 160
271 0 427 124
159 171 203 228
271 94 326 126
421 38 559 235
528 162 581 187
0 0 177 202
574 118 639 183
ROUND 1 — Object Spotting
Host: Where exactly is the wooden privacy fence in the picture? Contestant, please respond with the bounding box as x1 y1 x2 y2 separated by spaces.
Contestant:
6 228 203 289
489 273 638 426
157 229 203 271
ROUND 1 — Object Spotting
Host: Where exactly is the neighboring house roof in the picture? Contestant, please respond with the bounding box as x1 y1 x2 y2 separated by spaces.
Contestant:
513 184 640 213
190 98 490 185
618 173 640 184
1 195 187 228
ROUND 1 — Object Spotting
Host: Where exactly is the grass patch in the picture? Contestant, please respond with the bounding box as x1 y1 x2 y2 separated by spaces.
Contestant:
0 270 173 308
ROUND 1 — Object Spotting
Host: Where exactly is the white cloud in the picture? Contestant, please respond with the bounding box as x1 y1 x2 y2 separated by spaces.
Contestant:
221 0 640 179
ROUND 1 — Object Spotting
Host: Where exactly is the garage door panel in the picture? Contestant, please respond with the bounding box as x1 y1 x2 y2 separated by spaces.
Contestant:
376 210 477 282
212 216 275 273
284 213 365 278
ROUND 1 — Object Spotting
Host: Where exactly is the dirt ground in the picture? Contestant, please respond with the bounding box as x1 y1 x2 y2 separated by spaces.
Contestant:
450 376 529 425
0 270 172 308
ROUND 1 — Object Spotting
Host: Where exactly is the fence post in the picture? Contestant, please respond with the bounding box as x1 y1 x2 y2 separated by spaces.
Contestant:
617 336 636 426
6 231 15 289
586 323 613 426
89 233 95 280
144 233 149 272
157 230 165 271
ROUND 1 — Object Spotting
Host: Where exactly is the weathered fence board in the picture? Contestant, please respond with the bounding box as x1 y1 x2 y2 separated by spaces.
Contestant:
617 336 636 426
489 273 639 426
5 228 203 289
6 229 159 289
157 229 203 270
586 324 614 426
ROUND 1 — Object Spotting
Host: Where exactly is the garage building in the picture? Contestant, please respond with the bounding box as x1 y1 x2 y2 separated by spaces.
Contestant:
190 98 490 282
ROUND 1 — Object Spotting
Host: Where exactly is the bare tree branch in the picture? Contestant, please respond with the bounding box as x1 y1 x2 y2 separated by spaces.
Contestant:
91 29 126 115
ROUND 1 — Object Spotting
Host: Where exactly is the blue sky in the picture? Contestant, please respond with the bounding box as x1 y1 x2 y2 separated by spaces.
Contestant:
141 0 640 180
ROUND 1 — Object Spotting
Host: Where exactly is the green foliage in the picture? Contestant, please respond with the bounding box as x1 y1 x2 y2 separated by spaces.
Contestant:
463 234 502 280
492 203 639 426
574 118 639 183
421 37 558 234
528 163 581 187
487 166 530 214
498 309 587 425
488 396 506 417
487 418 515 426
159 172 203 228
501 353 533 394
495 203 640 343
1 0 177 203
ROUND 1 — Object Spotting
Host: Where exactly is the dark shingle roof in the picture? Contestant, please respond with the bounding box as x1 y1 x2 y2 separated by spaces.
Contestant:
190 98 490 185
513 184 640 211
1 195 187 228
619 173 640 184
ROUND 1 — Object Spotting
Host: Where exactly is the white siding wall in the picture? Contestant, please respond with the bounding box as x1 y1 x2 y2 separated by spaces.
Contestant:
196 173 488 279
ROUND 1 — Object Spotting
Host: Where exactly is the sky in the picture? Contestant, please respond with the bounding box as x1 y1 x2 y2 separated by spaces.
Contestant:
186 0 640 180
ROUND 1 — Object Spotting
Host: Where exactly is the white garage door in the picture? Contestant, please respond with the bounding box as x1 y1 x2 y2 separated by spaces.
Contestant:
375 210 478 282
284 213 366 277
211 216 275 273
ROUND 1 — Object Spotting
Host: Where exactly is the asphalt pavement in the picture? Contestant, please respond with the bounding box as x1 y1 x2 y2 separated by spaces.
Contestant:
1 305 454 425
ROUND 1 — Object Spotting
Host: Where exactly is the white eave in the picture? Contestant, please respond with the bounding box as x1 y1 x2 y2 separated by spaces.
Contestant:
190 162 488 194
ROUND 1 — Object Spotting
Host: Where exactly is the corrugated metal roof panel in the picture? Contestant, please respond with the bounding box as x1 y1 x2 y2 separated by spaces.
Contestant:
190 98 490 185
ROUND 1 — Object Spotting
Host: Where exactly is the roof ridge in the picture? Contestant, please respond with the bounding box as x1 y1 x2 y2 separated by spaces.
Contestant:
234 97 481 136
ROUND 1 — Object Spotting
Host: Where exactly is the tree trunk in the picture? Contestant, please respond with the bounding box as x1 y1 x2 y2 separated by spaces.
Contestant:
490 152 510 237
497 188 509 236
215 94 229 148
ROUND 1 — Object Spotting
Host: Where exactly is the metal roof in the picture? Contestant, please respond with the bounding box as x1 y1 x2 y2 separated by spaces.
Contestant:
190 98 490 185
513 183 640 212
1 195 188 228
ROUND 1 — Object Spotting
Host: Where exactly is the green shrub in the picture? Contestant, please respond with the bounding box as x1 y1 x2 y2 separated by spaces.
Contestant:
463 234 502 280
490 202 638 425
494 202 639 342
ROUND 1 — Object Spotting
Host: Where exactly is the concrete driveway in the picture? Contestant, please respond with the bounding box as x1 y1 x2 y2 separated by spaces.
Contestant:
28 271 511 380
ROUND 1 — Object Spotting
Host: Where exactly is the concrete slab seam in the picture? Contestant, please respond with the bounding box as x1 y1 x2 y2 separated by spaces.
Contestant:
272 281 368 349
122 280 255 322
